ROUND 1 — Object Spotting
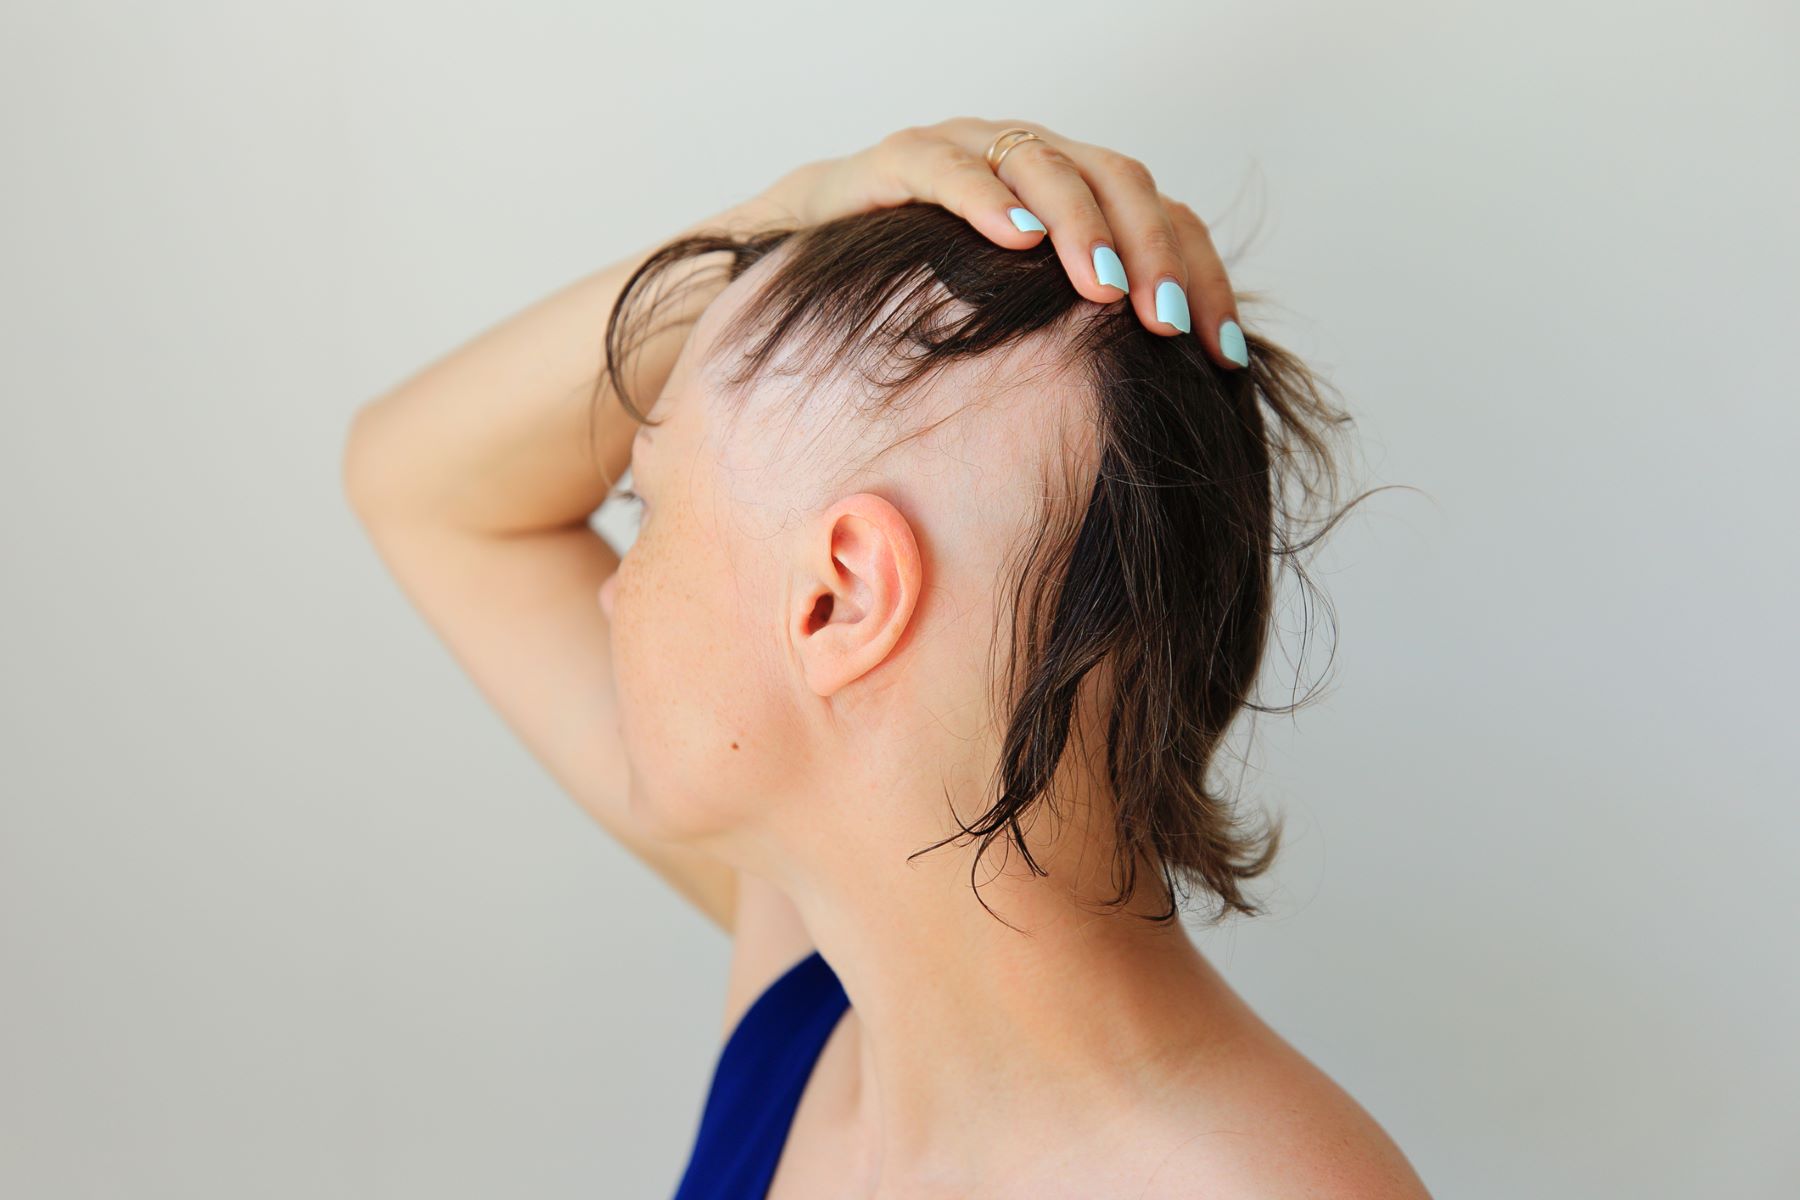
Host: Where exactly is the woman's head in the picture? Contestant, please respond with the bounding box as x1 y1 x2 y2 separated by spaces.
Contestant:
594 202 1372 926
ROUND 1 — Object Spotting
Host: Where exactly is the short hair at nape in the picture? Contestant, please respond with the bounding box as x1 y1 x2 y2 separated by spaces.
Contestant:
598 201 1404 928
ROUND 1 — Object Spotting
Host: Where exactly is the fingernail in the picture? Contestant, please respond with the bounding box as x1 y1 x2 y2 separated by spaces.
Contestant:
1008 207 1046 233
1219 318 1250 367
1092 245 1129 293
1154 279 1190 333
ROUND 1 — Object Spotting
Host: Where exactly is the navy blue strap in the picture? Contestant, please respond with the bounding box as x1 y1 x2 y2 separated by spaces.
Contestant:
671 951 850 1199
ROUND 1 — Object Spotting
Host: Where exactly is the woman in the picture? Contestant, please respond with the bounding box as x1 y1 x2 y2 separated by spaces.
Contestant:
344 117 1432 1199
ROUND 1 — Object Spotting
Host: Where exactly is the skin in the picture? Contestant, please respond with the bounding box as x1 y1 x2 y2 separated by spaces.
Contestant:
346 117 1433 1198
597 246 1428 1200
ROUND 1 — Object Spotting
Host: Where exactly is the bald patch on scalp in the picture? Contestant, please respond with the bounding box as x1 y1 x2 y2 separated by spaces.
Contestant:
686 238 1108 585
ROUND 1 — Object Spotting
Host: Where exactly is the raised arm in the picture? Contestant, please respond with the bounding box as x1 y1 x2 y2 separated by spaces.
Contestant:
340 183 805 933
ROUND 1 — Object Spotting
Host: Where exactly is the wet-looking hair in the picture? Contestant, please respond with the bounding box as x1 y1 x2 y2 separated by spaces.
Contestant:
595 202 1393 928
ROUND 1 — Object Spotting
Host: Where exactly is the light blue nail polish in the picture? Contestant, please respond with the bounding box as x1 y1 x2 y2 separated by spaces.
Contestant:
1219 319 1249 367
1154 279 1190 333
1092 245 1128 293
1008 207 1046 233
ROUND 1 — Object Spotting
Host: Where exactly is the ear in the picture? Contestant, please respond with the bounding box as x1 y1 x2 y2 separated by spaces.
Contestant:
790 492 922 699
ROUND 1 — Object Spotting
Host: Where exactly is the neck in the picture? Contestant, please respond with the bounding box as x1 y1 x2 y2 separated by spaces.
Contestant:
761 750 1260 1190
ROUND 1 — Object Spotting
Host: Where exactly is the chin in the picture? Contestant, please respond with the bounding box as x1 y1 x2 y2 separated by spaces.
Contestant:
623 770 704 845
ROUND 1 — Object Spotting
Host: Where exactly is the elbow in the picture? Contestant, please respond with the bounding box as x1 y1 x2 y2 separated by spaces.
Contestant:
340 401 395 521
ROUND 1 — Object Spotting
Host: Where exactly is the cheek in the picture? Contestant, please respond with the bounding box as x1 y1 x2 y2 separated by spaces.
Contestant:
608 527 787 838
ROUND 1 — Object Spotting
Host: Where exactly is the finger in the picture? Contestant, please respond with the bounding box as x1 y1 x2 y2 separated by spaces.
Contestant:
875 125 1049 251
977 133 1140 308
1164 197 1250 368
1053 144 1201 339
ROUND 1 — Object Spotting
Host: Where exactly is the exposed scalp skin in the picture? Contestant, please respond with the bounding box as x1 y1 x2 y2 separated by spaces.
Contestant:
593 199 1428 1198
601 200 1394 927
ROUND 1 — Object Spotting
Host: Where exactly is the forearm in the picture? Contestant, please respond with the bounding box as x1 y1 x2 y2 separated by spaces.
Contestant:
342 186 800 534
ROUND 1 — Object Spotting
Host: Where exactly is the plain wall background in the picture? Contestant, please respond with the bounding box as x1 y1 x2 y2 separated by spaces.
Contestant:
3 1 1795 1196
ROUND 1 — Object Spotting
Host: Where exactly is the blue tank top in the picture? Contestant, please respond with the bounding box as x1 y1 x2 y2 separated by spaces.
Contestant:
671 950 851 1199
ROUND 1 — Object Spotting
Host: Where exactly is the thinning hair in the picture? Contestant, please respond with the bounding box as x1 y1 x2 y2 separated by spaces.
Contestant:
596 201 1392 928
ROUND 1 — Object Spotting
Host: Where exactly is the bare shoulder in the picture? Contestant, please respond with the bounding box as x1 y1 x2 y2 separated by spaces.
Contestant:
1143 1031 1434 1200
714 872 817 1042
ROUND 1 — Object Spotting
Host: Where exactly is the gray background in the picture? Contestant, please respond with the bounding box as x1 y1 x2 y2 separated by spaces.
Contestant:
3 1 1795 1196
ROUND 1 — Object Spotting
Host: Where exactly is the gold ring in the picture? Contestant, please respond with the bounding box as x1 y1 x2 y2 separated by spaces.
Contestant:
986 128 1044 174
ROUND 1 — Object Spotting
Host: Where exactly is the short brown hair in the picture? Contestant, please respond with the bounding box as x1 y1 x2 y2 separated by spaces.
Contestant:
598 202 1393 927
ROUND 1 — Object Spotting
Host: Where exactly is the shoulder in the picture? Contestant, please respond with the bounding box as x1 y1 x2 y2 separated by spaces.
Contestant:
715 871 818 1041
1145 1033 1434 1200
1157 1138 1433 1200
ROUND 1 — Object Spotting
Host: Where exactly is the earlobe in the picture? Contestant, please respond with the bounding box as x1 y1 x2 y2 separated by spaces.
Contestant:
791 492 922 699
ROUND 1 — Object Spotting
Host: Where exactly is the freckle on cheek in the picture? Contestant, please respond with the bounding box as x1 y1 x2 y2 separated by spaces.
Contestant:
729 742 739 750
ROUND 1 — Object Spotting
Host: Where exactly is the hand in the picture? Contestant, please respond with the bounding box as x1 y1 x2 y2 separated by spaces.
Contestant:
756 117 1250 369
